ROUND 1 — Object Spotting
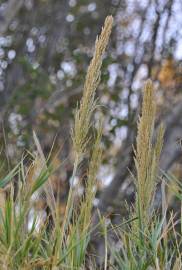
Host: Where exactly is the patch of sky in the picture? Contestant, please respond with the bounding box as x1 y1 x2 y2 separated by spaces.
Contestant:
66 13 75 23
57 70 65 80
98 164 115 186
61 61 76 77
69 0 77 7
107 63 119 88
26 38 35 53
1 60 7 69
130 16 141 38
8 49 16 60
130 93 138 109
8 112 22 135
132 64 148 90
124 41 135 57
88 2 96 12
0 36 12 47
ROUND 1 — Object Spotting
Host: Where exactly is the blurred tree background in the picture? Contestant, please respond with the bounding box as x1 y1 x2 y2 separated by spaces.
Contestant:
0 0 182 232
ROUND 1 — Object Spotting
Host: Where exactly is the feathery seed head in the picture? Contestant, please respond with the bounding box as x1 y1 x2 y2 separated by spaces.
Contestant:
72 16 113 163
135 80 164 226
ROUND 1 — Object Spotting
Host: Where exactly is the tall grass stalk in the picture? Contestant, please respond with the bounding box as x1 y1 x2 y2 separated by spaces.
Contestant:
134 80 164 229
61 122 103 269
61 15 113 242
52 16 112 269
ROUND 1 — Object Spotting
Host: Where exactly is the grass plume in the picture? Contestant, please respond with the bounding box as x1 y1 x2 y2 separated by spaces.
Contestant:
134 80 164 226
59 16 113 268
72 15 113 168
62 15 113 240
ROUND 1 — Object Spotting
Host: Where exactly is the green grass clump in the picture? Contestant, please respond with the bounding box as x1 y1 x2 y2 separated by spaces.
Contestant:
111 82 182 270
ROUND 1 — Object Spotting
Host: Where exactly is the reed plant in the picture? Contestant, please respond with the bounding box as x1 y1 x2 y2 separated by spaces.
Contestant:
111 81 182 270
134 80 164 228
0 16 113 270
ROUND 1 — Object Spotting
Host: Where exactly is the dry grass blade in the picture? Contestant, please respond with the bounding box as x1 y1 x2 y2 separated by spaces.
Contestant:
33 130 56 223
